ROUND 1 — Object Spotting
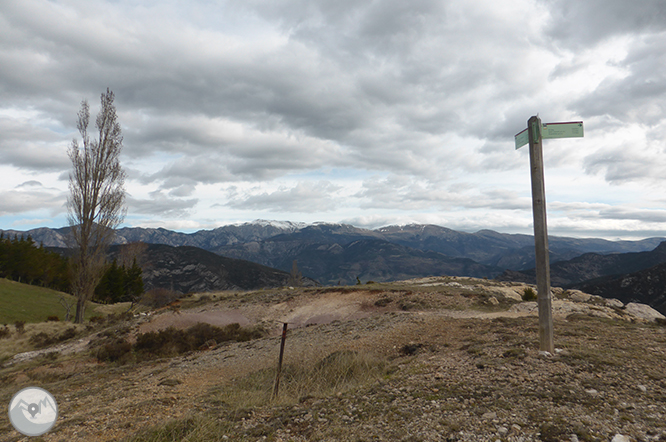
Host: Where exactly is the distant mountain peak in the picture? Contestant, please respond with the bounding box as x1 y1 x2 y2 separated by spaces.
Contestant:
247 220 308 230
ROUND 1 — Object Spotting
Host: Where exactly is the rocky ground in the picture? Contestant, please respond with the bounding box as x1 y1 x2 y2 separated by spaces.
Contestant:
1 277 665 442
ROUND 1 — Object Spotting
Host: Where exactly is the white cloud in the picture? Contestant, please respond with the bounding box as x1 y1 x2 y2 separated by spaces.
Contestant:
0 186 66 217
126 190 198 218
227 181 342 213
1 0 665 239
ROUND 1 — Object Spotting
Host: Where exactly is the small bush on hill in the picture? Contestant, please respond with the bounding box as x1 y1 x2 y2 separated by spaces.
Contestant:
374 297 392 307
522 287 537 301
59 327 77 341
96 339 133 363
29 332 54 348
14 321 25 334
29 327 78 348
46 315 59 322
134 327 191 358
0 325 11 339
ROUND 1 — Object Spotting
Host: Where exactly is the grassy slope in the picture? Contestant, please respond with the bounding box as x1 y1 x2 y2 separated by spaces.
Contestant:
0 277 98 323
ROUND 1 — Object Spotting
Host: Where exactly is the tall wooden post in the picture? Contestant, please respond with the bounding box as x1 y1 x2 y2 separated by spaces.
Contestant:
527 115 554 353
272 322 289 400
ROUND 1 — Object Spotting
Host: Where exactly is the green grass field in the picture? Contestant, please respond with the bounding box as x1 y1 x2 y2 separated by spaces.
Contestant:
0 278 99 324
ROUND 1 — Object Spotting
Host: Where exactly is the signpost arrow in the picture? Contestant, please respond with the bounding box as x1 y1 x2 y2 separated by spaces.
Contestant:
516 121 583 149
515 128 528 150
517 116 584 353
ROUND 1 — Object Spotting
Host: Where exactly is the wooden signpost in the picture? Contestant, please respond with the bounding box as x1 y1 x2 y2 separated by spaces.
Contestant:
515 116 583 352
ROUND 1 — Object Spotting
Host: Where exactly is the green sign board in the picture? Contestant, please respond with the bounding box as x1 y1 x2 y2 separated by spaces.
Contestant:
541 121 583 139
515 128 529 150
515 121 583 149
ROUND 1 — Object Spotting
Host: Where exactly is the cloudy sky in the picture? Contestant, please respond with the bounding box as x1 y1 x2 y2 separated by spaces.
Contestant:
1 0 665 239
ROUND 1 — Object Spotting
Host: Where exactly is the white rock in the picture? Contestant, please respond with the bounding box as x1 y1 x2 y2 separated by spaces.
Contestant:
487 286 523 301
605 298 624 308
625 302 666 322
637 384 647 393
611 434 630 442
569 290 592 302
488 296 499 306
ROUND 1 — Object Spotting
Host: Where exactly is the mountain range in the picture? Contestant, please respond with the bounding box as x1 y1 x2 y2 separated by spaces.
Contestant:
497 242 666 287
3 221 666 311
4 221 663 269
577 261 666 315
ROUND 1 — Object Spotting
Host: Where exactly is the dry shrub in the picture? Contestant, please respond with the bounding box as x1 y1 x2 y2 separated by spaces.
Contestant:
29 332 54 348
0 325 10 339
135 323 263 359
94 322 264 364
14 321 25 335
96 339 133 363
29 327 78 348
134 327 191 358
89 315 105 324
374 297 392 307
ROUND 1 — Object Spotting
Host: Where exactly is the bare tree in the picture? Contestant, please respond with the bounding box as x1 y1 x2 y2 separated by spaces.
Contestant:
67 88 127 323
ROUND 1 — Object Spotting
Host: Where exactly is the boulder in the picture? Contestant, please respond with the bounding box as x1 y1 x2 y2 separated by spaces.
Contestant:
483 286 523 302
604 298 624 308
624 303 666 322
568 290 592 303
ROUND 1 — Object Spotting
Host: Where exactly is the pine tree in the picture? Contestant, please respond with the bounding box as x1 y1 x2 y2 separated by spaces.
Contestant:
125 258 145 304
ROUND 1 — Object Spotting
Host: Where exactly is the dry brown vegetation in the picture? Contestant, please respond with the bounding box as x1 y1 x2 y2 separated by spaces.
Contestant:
1 278 665 441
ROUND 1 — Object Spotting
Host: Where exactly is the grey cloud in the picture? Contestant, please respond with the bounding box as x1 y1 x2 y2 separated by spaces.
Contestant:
149 157 235 187
599 207 666 223
572 36 666 124
168 184 197 198
356 175 531 211
544 0 666 47
17 180 42 188
1 0 549 184
0 188 66 216
227 181 341 213
0 115 70 172
583 146 666 184
145 149 320 188
126 191 198 217
3 0 666 236
0 144 69 172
